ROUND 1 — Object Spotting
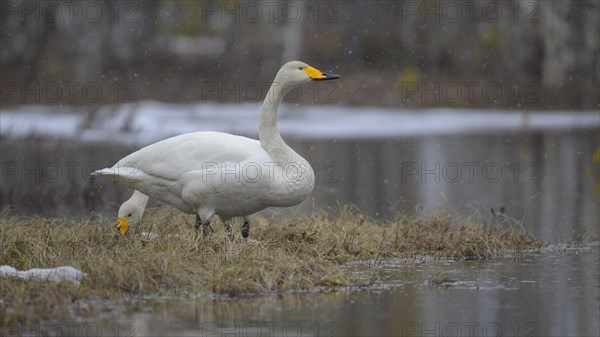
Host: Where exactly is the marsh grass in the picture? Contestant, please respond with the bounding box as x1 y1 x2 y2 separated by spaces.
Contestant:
0 206 544 324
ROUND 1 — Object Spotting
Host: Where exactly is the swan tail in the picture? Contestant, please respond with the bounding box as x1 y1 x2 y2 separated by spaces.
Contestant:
91 168 116 177
90 167 139 183
91 169 107 176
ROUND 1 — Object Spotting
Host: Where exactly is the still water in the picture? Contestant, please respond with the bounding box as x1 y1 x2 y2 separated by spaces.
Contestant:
95 246 597 337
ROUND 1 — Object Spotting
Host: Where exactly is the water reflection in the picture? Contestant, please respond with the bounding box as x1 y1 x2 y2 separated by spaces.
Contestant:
121 247 599 337
297 130 599 242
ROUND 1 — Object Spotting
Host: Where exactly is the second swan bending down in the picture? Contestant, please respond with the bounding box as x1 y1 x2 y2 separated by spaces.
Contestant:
93 61 340 237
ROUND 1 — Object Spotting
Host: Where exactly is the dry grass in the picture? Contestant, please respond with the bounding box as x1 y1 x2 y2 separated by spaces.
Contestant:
0 206 544 324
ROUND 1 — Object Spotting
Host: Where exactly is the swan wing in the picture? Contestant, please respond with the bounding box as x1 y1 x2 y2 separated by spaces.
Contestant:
110 131 269 181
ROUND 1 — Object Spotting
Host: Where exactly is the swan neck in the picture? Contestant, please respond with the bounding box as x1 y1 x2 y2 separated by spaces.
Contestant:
259 77 285 148
131 190 149 209
256 70 316 206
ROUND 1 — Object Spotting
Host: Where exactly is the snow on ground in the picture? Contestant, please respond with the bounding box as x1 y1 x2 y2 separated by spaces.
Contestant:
1 102 598 145
0 265 86 285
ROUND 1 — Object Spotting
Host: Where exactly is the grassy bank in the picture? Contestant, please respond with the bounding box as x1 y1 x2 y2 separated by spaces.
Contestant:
1 206 543 324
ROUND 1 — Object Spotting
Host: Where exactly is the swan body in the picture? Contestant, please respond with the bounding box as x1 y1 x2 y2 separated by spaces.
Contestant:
96 132 313 217
93 61 339 236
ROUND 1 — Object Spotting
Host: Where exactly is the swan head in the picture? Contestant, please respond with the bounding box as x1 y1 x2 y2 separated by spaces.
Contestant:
115 195 147 236
276 61 340 84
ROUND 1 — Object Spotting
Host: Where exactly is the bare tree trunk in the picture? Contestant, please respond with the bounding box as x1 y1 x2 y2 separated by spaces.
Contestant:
280 0 305 63
540 0 599 107
540 1 574 88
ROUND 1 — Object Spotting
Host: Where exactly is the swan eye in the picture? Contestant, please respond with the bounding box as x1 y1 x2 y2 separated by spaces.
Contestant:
128 213 132 217
298 67 304 70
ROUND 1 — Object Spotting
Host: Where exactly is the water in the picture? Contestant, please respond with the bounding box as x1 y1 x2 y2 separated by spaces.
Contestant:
87 246 597 337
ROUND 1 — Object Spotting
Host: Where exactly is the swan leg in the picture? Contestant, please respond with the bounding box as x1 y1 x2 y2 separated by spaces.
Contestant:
224 221 234 240
241 217 250 239
194 214 201 230
195 214 213 237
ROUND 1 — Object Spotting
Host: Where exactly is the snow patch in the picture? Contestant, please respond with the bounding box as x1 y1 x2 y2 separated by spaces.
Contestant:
1 102 598 145
0 265 86 285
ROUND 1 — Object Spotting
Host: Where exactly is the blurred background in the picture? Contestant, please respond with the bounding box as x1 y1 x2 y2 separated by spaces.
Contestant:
2 0 599 108
1 0 599 242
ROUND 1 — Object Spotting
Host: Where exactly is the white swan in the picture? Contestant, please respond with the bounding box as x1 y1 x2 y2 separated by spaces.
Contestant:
93 61 340 237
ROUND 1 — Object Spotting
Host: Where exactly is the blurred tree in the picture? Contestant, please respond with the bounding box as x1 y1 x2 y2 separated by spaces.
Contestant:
0 0 598 108
540 0 599 108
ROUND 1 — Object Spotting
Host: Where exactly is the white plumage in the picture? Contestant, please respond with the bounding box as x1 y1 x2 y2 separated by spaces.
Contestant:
93 61 340 236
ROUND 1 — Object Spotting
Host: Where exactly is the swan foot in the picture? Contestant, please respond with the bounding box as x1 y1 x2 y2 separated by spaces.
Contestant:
241 220 250 239
195 214 213 237
202 222 214 237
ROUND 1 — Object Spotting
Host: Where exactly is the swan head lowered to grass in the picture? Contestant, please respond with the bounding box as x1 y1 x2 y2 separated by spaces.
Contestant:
114 190 149 236
93 61 340 237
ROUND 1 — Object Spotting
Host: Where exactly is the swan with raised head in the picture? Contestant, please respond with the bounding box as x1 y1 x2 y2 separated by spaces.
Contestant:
93 61 340 237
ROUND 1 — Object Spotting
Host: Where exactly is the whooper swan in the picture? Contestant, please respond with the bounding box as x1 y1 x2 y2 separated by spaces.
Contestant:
92 61 340 237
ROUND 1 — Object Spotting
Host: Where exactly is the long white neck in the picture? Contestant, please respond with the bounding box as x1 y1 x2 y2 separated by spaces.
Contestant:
259 74 303 163
130 190 150 209
257 73 314 205
259 74 287 157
